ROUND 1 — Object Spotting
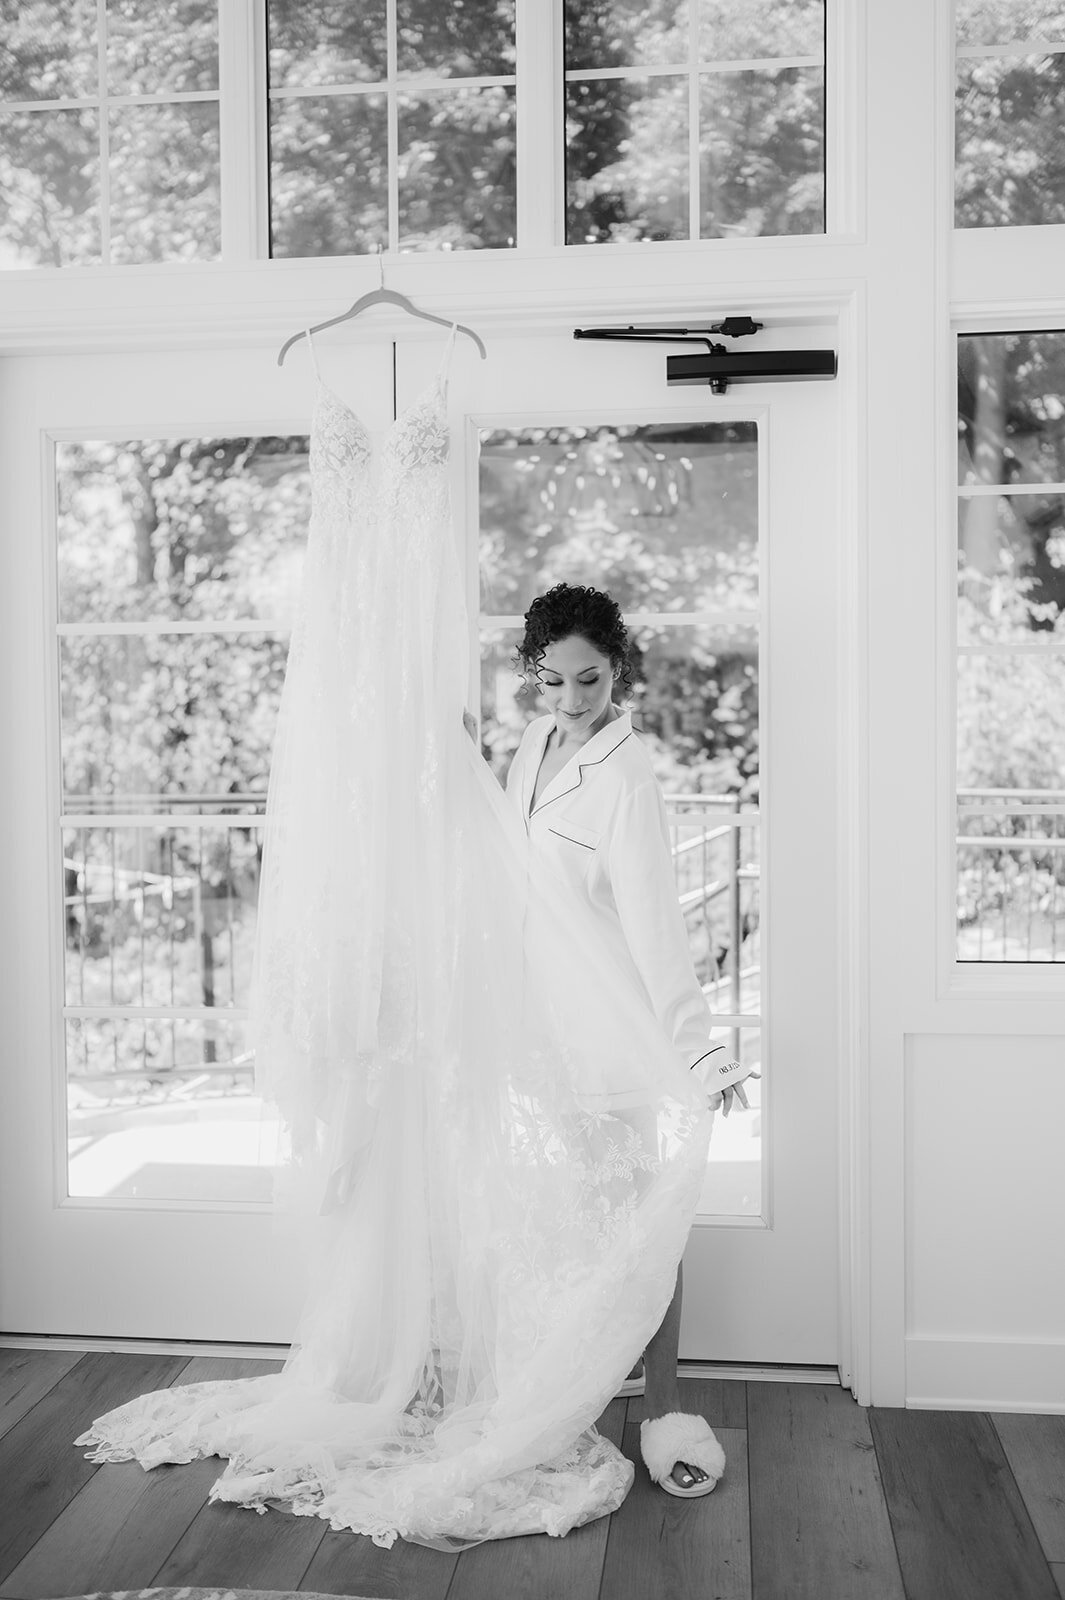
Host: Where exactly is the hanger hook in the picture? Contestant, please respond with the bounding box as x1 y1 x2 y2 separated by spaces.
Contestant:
378 248 384 291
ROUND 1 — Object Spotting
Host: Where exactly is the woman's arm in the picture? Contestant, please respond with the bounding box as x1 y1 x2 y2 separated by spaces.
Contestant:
607 779 750 1096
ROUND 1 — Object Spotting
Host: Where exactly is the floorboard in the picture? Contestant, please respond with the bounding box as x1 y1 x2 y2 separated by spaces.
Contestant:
444 1396 629 1600
869 1407 1060 1600
0 1357 282 1600
300 1522 457 1600
4 1349 1065 1600
748 1381 905 1600
0 1351 82 1444
992 1413 1065 1565
598 1379 750 1600
0 1351 188 1589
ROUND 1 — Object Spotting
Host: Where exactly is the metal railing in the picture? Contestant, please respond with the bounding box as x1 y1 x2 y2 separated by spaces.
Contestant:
64 793 760 1103
664 793 760 1062
956 787 1065 962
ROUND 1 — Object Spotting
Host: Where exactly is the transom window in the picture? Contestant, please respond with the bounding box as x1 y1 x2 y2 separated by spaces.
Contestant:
0 0 220 267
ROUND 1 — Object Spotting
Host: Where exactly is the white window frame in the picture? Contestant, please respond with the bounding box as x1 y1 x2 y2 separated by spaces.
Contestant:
1 0 860 349
933 6 1065 998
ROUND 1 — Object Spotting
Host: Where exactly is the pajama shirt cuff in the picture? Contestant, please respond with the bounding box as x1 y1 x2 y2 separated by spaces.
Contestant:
688 1048 749 1095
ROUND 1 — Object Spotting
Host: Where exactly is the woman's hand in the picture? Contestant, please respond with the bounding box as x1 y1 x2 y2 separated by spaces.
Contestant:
462 709 478 743
709 1070 761 1116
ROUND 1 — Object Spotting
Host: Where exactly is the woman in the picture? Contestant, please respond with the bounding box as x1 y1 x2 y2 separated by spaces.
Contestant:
503 582 757 1497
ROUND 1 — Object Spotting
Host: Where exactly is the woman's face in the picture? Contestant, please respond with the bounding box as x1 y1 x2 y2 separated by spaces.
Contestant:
537 634 617 738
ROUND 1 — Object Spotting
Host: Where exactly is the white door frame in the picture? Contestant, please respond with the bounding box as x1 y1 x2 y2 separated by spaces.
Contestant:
0 284 876 1399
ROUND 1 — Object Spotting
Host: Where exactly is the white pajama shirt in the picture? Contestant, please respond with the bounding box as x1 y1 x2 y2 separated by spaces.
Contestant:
505 710 746 1099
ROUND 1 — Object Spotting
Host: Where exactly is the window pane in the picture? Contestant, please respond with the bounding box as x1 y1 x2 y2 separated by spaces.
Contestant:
60 631 285 807
958 496 1065 643
106 0 218 95
956 54 1065 227
0 107 99 268
958 332 1065 485
699 0 824 59
66 1015 275 1203
700 67 824 237
109 101 220 263
63 824 263 1007
56 437 310 625
566 73 689 244
397 0 516 77
270 92 388 258
267 0 387 87
565 1 825 244
0 0 98 100
958 651 1065 791
398 86 516 250
956 0 1065 46
956 796 1065 962
478 422 758 617
957 653 1065 961
565 0 688 71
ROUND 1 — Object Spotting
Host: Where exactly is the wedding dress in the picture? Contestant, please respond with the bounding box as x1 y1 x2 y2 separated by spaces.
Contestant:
74 327 714 1551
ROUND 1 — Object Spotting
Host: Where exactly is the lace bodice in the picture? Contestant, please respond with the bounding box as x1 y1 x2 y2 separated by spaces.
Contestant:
310 375 451 478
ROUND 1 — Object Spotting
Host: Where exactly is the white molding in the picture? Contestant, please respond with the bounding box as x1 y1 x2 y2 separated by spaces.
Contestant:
0 253 864 353
905 1336 1065 1413
827 0 866 240
952 226 1065 310
516 0 563 248
0 1333 841 1387
219 0 267 263
835 281 869 1402
951 295 1065 331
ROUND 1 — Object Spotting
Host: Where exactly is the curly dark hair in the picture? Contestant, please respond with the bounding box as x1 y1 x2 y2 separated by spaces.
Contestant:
516 582 636 697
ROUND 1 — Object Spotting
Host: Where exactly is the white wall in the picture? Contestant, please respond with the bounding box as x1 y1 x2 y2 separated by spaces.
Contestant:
905 1034 1065 1409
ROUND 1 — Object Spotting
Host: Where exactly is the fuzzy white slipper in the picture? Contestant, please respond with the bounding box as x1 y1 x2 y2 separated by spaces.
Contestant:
639 1411 726 1498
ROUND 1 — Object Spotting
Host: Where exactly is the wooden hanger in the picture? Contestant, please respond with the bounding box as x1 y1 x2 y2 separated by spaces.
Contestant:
277 252 487 366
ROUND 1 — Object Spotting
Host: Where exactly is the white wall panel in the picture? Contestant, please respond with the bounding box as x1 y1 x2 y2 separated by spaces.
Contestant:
905 1032 1065 1409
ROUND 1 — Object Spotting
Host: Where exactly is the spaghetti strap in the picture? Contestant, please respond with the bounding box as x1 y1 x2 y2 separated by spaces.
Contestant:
437 321 459 386
305 327 322 383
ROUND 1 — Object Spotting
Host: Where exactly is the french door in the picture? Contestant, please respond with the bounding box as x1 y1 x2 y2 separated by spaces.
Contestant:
1 323 842 1368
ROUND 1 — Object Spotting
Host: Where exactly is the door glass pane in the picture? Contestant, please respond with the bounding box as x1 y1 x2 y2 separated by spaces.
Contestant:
478 421 758 616
66 1015 272 1202
479 422 762 1218
56 435 304 1204
56 437 310 625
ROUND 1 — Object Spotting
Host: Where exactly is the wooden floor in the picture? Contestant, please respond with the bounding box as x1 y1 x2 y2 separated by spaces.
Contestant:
0 1349 1062 1600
